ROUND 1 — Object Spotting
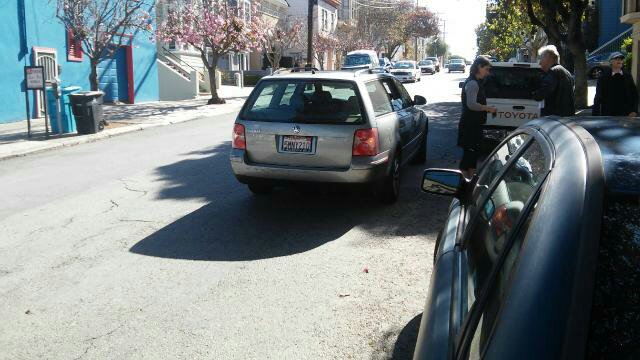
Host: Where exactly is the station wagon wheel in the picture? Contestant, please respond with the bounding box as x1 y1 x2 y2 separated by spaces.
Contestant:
375 152 401 204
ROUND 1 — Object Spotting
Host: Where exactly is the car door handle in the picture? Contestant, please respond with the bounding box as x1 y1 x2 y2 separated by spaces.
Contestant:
513 106 525 110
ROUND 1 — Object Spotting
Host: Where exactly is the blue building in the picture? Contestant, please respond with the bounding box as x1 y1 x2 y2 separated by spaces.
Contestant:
598 0 631 46
0 0 159 124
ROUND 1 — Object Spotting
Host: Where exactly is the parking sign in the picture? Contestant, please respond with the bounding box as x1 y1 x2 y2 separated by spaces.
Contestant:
25 66 45 90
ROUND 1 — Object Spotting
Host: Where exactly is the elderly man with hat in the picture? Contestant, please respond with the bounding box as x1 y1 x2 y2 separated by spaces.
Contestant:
593 52 638 117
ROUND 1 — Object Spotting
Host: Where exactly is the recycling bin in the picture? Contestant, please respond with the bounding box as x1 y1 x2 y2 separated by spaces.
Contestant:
46 86 81 134
69 91 104 134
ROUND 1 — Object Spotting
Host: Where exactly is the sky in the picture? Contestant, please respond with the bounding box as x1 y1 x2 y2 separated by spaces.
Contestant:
420 0 488 60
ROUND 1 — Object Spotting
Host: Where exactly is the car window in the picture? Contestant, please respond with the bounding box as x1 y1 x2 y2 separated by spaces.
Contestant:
241 80 364 124
587 195 640 359
366 80 393 116
392 79 413 109
345 54 371 66
484 67 543 100
473 133 530 202
460 141 547 337
467 206 537 359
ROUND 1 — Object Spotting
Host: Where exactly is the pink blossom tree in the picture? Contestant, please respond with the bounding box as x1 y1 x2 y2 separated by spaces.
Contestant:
312 33 338 70
55 0 153 91
157 0 267 104
334 23 374 66
262 19 303 70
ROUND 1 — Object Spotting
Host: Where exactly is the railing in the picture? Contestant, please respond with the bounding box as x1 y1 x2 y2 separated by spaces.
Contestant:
159 46 206 82
588 28 633 58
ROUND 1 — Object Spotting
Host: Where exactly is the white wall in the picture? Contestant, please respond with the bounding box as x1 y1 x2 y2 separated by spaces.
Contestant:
157 60 199 101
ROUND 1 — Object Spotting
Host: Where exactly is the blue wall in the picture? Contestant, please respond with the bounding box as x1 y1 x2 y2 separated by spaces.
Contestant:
0 0 159 124
598 0 631 47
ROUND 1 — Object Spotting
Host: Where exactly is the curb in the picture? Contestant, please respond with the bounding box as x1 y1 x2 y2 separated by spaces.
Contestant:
0 103 244 162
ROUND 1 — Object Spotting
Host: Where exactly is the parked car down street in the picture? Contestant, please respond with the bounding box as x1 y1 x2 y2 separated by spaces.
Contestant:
414 117 640 360
418 60 437 75
425 57 441 72
391 61 422 82
379 57 393 72
230 70 429 204
341 50 381 71
448 58 466 73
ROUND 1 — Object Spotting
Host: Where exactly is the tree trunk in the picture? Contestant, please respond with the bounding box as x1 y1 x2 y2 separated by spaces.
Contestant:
203 52 224 105
89 60 99 91
570 44 588 109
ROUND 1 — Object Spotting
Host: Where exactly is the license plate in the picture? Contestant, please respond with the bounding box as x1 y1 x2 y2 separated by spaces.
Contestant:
280 135 314 154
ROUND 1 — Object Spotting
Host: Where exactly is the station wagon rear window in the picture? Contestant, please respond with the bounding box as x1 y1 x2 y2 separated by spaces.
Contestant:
484 67 543 100
241 80 364 124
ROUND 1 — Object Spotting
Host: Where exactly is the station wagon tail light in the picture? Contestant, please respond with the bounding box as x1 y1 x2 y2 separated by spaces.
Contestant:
353 128 379 156
232 123 246 150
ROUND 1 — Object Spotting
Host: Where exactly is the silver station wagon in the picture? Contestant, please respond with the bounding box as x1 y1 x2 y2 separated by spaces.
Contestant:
230 70 429 203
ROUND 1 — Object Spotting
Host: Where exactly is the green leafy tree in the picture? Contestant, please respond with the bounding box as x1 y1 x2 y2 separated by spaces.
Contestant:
522 0 590 108
427 38 448 58
476 0 539 61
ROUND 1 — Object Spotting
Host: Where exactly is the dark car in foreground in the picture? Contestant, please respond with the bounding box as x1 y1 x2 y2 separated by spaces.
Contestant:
414 117 640 360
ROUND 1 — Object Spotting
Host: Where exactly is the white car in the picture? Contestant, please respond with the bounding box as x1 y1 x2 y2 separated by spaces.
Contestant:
342 50 380 71
461 62 544 151
390 61 421 82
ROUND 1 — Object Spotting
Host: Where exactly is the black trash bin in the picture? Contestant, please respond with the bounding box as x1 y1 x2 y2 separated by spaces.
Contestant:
69 91 104 134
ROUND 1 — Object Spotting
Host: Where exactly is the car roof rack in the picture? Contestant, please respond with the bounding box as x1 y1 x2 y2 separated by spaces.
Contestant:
353 68 386 77
273 66 321 75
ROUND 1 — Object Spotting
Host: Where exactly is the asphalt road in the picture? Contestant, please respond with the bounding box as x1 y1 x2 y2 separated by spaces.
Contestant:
0 71 467 360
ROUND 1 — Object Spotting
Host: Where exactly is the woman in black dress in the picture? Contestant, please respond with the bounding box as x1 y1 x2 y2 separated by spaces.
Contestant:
459 56 497 179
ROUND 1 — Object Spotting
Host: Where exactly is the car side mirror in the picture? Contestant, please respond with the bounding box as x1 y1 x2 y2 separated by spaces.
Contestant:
414 95 427 105
422 169 464 197
459 82 465 89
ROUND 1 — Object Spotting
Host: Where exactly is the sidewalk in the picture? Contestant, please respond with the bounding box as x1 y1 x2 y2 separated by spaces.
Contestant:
0 86 253 161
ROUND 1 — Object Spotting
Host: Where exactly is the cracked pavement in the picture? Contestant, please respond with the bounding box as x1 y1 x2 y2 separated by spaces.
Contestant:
0 73 465 359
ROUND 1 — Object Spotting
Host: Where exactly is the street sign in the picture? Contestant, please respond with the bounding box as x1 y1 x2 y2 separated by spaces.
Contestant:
25 66 45 90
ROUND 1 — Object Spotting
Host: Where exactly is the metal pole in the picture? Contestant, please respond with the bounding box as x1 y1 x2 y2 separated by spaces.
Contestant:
42 89 49 139
306 0 314 67
25 90 32 139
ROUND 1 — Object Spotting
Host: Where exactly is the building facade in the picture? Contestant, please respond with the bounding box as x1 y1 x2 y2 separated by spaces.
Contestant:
286 0 341 69
622 0 640 85
598 0 631 46
0 0 159 124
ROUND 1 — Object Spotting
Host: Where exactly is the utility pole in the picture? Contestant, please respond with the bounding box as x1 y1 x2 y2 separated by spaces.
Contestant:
414 0 419 61
306 0 315 68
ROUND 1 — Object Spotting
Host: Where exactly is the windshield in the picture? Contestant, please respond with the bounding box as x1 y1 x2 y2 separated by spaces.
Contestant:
418 60 433 66
484 67 543 99
426 57 437 62
394 62 414 69
241 80 364 124
451 59 464 64
344 54 372 66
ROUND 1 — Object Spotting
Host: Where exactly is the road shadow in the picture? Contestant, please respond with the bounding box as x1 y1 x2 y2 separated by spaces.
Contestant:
129 142 450 261
423 101 462 169
102 96 247 123
372 313 423 360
